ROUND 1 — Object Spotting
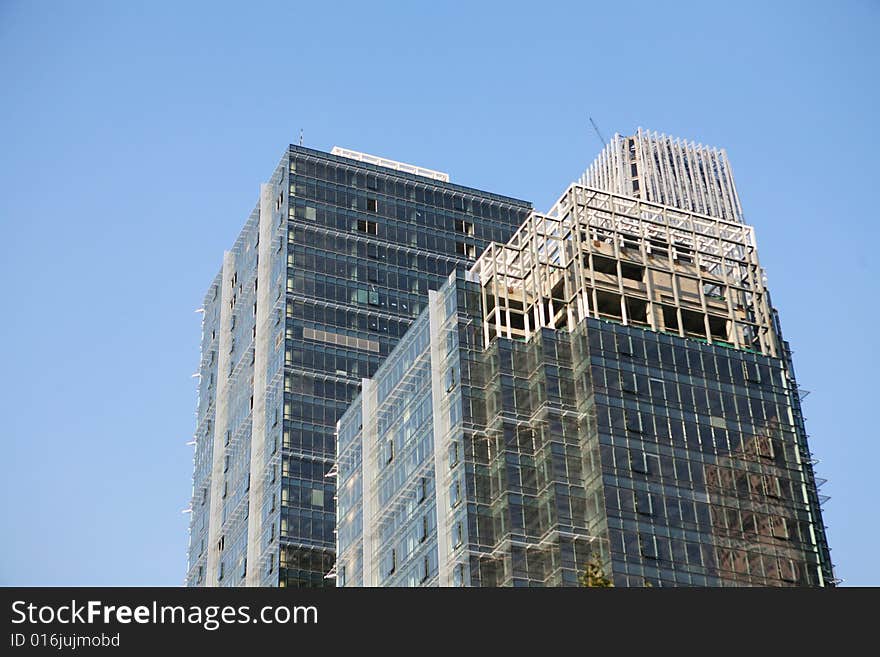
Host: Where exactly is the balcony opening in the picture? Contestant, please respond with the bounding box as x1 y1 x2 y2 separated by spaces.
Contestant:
596 291 622 320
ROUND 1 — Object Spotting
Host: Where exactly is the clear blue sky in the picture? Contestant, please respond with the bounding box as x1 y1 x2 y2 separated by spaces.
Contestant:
1 0 877 586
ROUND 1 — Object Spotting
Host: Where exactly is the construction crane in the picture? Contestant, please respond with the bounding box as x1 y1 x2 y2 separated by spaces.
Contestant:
589 116 607 148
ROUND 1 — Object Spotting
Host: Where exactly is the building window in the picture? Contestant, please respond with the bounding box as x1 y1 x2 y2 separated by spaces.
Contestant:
240 557 247 579
445 366 457 392
763 475 782 498
217 561 225 581
448 441 460 468
742 361 761 383
452 521 463 548
218 535 225 552
450 480 462 507
366 198 378 213
421 556 430 583
384 549 397 576
418 477 427 503
779 558 798 583
384 439 394 464
755 436 775 460
771 517 790 540
631 451 649 474
455 242 476 259
358 219 378 234
635 490 654 516
453 563 464 587
640 534 658 559
420 515 429 542
311 489 325 507
454 219 475 236
625 410 642 433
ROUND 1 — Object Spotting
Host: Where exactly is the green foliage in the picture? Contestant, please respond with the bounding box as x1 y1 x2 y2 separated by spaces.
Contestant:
579 553 613 587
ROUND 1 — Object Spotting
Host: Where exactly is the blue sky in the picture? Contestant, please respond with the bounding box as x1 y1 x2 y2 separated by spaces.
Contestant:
1 0 877 586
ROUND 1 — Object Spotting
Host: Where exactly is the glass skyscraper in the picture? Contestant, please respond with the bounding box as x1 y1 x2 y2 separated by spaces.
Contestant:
186 145 531 587
336 133 835 587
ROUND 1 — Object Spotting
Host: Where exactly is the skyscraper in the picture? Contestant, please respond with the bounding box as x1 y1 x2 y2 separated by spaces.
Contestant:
186 145 531 587
582 128 744 223
336 132 834 587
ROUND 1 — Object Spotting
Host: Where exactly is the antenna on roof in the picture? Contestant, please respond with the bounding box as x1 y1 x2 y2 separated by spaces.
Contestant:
299 129 303 146
589 116 607 148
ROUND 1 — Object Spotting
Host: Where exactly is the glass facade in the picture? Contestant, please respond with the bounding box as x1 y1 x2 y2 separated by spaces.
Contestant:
186 146 530 587
338 180 834 587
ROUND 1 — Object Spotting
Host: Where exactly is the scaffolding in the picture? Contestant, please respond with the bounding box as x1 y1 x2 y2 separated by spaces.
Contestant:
474 185 778 357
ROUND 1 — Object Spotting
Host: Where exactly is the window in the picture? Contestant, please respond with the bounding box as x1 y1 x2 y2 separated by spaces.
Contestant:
779 558 798 583
453 563 464 587
357 219 378 234
455 242 476 258
421 556 430 582
223 455 229 473
240 557 247 579
366 198 378 213
222 480 228 498
742 361 761 383
445 366 457 392
755 436 775 460
640 534 658 559
217 561 225 581
339 566 346 587
630 451 659 475
218 535 225 552
625 410 643 433
448 441 460 468
452 521 464 548
420 515 429 542
454 219 475 236
384 549 397 576
311 489 325 507
450 479 462 507
384 439 394 464
763 475 782 498
418 477 427 503
620 262 644 281
771 517 790 540
635 490 654 516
